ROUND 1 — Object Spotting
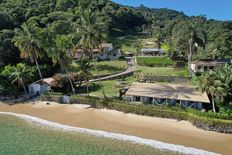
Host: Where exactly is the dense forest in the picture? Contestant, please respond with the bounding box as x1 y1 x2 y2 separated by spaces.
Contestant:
0 0 231 95
0 0 231 67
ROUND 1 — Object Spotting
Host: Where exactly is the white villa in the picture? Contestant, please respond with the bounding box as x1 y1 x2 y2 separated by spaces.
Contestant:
191 59 231 74
75 43 121 60
124 82 210 109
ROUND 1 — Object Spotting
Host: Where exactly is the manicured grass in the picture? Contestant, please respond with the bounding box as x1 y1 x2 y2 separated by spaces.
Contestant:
90 76 136 97
0 115 173 155
91 60 127 76
70 60 127 76
137 66 190 77
136 56 173 67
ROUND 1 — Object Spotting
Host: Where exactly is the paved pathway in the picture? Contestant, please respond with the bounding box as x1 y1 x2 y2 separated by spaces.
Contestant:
90 57 136 82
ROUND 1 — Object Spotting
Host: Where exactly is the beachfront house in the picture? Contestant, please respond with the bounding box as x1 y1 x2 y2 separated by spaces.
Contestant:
140 48 165 56
190 59 231 75
74 43 121 60
123 82 210 109
28 78 54 95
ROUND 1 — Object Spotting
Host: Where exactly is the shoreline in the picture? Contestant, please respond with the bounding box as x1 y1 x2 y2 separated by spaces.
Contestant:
0 101 232 154
0 112 218 155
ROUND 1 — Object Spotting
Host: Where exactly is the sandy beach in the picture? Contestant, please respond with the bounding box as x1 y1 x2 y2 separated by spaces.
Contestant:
0 101 232 155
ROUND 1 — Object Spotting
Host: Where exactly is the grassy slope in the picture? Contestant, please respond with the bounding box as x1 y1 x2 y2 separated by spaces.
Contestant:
90 76 136 97
70 60 127 76
137 66 190 77
0 115 172 155
110 29 154 54
136 56 173 66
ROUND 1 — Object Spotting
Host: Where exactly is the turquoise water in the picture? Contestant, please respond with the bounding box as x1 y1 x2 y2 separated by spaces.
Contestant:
0 114 174 155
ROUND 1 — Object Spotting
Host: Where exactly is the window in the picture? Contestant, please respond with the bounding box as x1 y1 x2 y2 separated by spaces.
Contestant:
209 66 214 70
135 96 140 102
197 66 201 70
204 66 208 71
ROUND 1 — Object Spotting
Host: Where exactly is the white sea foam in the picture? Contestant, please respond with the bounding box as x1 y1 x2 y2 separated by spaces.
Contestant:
0 112 220 155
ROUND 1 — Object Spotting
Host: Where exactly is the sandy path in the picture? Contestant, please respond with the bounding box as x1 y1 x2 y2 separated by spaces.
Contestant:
0 101 232 155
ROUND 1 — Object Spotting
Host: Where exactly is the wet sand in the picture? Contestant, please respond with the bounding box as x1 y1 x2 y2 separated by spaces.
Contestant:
0 101 232 155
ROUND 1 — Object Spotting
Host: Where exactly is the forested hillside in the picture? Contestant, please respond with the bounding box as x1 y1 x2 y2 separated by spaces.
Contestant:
0 0 231 67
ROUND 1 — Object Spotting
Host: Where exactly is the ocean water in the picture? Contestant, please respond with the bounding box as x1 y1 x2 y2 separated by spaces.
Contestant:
0 113 219 155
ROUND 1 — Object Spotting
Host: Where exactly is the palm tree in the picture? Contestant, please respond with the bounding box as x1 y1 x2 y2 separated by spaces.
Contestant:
197 71 226 113
13 23 44 85
188 30 205 71
215 64 232 102
1 63 33 94
78 9 107 98
154 33 163 49
79 57 93 95
45 34 75 93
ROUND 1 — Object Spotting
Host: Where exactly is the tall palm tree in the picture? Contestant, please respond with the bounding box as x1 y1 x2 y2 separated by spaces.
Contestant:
78 9 107 98
13 23 44 85
215 64 232 101
1 63 33 94
45 34 75 94
188 30 205 71
154 33 163 49
197 71 226 113
79 57 93 96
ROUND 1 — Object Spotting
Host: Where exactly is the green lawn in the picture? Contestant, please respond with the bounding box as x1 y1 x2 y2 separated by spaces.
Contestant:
70 60 127 76
136 56 173 67
137 66 190 77
90 76 136 97
0 114 173 155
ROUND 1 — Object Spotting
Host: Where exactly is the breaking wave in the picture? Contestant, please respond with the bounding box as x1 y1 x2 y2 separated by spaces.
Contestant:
0 112 220 155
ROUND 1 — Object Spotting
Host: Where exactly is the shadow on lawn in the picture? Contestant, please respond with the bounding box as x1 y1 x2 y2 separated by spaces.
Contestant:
89 83 101 92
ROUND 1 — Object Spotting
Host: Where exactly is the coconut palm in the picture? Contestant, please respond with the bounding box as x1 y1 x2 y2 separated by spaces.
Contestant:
45 34 75 93
197 71 226 113
79 57 93 95
78 9 107 98
188 30 205 71
13 23 44 85
215 64 232 102
154 33 163 49
1 63 33 94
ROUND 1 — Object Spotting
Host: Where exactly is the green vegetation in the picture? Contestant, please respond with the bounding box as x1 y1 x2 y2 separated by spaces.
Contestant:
1 63 35 93
110 33 154 53
0 115 173 155
137 66 190 77
0 0 231 115
91 61 127 76
70 60 127 76
197 64 232 114
89 76 135 97
136 56 173 67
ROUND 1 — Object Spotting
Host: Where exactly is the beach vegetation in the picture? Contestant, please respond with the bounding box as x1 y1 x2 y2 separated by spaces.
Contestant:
1 63 34 93
12 23 45 85
197 64 232 114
